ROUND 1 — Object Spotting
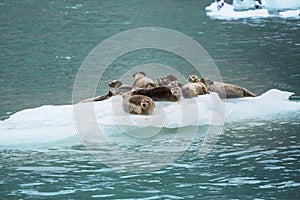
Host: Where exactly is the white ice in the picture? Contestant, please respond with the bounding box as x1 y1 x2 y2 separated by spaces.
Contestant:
205 2 269 20
0 89 299 146
206 1 300 20
279 9 300 18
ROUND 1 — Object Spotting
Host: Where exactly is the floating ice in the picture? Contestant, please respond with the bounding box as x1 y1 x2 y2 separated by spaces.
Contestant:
206 1 300 20
206 2 270 20
279 9 300 18
225 89 300 122
0 89 299 146
233 0 300 10
205 2 235 13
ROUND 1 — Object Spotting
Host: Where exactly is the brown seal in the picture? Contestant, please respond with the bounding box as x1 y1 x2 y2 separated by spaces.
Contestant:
132 86 181 102
108 80 135 94
156 75 184 88
122 93 155 115
156 74 177 86
181 83 208 98
133 72 155 89
79 90 115 103
181 75 209 98
187 74 202 83
199 77 256 99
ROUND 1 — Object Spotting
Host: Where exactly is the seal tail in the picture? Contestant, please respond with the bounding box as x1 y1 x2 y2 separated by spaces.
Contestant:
242 88 256 97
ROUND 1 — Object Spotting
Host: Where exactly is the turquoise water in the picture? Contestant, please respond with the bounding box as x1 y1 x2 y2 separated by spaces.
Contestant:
1 0 300 199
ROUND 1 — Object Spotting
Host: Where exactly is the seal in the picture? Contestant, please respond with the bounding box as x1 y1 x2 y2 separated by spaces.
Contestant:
215 0 225 10
133 72 155 89
181 83 208 98
187 75 209 94
181 75 209 98
187 74 202 83
156 75 184 88
80 90 115 103
122 93 155 115
132 86 181 102
108 80 135 94
200 77 256 99
156 74 177 86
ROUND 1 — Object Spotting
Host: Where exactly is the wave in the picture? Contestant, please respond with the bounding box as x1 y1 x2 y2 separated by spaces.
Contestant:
0 89 299 147
206 2 300 20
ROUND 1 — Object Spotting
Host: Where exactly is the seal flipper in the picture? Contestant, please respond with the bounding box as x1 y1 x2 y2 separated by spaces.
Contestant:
94 90 115 101
242 88 256 97
79 90 115 103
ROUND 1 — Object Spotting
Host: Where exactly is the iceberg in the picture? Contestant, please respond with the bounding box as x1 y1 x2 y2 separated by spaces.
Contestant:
0 89 299 147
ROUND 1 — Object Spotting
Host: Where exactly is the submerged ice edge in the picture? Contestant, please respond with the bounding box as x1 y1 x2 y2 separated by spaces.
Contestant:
0 89 299 146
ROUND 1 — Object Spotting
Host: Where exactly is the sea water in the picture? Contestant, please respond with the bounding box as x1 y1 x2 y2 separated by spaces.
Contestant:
1 0 300 199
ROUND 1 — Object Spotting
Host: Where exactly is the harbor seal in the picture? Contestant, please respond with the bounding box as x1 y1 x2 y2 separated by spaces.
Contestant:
181 74 209 98
122 93 155 115
80 90 114 103
181 82 209 98
187 75 209 94
156 75 184 88
254 0 266 9
187 74 202 83
215 0 225 10
156 74 177 86
200 78 256 99
108 80 135 94
133 72 155 89
132 86 181 102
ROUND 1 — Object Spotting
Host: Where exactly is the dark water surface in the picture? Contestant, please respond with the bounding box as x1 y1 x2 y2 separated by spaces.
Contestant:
0 0 299 199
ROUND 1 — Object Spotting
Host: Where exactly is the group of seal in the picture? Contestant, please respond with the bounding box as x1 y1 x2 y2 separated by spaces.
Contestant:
80 72 256 116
